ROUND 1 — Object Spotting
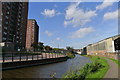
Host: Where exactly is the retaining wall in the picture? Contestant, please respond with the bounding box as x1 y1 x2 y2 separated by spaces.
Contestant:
1 57 68 70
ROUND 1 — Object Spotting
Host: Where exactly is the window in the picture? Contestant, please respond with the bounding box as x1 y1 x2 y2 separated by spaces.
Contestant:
3 32 7 35
7 11 10 15
3 37 6 40
18 23 20 26
32 22 35 24
5 22 8 24
1 12 3 16
17 36 19 39
7 6 10 10
4 26 7 30
5 16 8 19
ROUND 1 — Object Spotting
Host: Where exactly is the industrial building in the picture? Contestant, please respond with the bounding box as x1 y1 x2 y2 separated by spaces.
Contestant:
86 35 120 59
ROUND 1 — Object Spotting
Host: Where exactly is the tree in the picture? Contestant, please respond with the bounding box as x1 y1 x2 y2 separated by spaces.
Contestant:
66 46 73 50
31 42 38 51
38 42 44 51
66 46 75 58
66 46 74 53
44 45 52 51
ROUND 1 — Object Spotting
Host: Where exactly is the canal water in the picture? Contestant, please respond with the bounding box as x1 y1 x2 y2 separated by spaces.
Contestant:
2 54 91 78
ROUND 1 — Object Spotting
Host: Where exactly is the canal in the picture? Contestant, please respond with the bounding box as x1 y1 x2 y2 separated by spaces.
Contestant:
2 54 91 78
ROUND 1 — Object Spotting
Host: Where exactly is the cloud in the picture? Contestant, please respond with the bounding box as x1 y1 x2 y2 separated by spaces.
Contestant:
44 30 53 37
56 37 64 42
64 2 97 27
104 10 118 20
70 27 95 39
41 9 62 17
41 9 56 17
56 37 60 40
96 0 115 10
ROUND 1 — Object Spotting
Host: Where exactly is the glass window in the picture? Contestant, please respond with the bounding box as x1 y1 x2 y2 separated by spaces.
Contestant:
5 22 8 24
5 16 8 19
3 37 6 40
7 11 9 14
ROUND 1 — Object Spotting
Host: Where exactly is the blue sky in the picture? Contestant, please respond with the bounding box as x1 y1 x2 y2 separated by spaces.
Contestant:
28 1 118 49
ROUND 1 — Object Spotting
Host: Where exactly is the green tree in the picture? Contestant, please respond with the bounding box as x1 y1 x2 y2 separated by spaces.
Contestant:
66 46 74 52
31 42 38 51
44 45 52 51
37 42 44 51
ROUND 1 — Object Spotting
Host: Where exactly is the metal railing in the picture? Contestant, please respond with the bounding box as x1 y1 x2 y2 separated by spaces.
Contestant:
0 50 68 63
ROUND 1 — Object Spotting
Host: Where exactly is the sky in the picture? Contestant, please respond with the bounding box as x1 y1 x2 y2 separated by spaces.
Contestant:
28 1 118 49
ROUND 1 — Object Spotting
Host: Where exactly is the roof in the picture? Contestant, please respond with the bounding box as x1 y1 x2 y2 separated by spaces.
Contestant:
87 34 120 47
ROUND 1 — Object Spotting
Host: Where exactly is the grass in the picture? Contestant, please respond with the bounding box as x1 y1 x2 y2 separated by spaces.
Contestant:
86 56 109 79
63 55 109 80
66 52 75 58
109 58 120 67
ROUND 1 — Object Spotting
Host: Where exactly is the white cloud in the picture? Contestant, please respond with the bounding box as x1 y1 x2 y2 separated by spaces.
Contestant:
56 37 64 42
64 2 97 27
41 9 56 17
104 10 118 20
44 30 53 37
41 9 62 17
96 0 115 10
56 37 60 40
70 27 95 39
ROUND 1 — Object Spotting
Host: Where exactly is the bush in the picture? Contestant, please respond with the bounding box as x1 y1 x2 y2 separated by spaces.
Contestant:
66 52 75 58
63 56 106 80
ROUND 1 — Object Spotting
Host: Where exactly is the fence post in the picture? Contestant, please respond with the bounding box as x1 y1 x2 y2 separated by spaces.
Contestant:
41 51 43 59
49 53 50 58
3 52 5 62
37 52 38 60
26 52 28 61
55 53 56 58
20 52 21 61
45 52 47 59
32 54 33 60
12 52 14 62
52 52 53 58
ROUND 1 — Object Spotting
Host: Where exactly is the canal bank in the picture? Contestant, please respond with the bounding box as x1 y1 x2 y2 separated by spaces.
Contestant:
2 56 68 70
63 55 110 79
2 54 91 78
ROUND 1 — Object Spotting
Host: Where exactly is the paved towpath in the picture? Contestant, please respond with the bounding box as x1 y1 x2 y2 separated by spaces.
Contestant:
104 59 119 79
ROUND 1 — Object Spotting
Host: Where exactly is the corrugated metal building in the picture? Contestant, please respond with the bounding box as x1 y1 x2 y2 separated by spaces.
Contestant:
87 35 120 56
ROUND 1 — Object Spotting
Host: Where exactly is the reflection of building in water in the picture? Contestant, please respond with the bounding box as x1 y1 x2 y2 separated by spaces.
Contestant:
86 35 120 56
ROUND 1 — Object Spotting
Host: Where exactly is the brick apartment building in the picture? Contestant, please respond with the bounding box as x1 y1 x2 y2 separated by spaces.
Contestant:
26 19 39 51
0 2 28 51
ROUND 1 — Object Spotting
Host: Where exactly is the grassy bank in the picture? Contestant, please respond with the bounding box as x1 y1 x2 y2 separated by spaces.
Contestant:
63 55 109 80
109 58 120 67
86 56 109 79
66 52 75 58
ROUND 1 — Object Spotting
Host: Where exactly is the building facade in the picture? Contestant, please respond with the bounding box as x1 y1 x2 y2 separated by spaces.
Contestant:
1 2 28 51
26 19 39 51
86 35 120 59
